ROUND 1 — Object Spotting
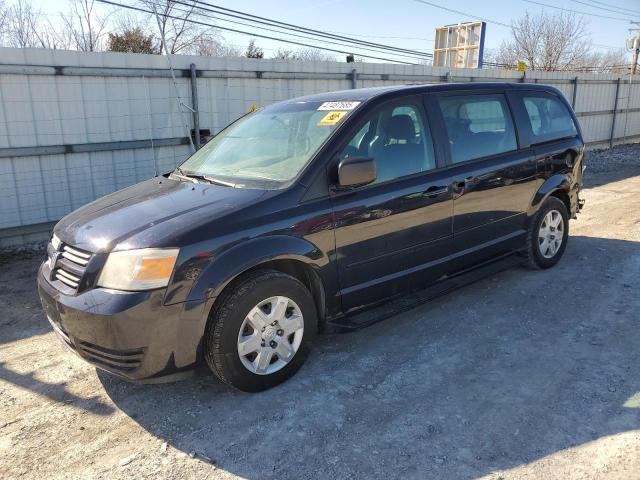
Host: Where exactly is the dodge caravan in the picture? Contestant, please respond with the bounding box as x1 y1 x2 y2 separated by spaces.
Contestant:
38 83 585 392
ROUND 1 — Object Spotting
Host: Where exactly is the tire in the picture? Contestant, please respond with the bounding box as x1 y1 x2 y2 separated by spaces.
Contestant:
204 269 317 392
525 196 569 269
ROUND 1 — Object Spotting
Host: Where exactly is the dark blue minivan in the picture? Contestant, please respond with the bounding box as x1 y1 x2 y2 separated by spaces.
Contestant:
38 83 585 391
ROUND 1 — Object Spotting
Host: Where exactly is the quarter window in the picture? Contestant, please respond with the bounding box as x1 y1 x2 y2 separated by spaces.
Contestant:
523 94 577 143
438 94 517 163
339 102 436 184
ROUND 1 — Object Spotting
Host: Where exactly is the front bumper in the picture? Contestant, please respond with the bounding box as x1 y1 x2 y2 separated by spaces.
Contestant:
37 263 208 382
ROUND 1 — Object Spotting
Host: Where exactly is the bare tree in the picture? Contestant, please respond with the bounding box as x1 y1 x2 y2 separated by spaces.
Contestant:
5 0 42 48
142 0 207 54
193 34 241 57
273 47 335 62
0 1 8 44
294 48 336 62
493 11 594 71
580 49 629 73
59 0 112 52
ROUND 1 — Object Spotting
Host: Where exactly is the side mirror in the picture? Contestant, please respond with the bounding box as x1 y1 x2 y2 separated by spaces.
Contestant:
337 156 377 187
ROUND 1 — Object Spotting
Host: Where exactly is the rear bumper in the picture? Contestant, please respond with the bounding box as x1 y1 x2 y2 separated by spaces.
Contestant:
37 263 208 382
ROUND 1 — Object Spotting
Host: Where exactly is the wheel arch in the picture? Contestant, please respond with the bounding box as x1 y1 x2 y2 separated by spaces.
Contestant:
528 173 572 216
190 236 330 330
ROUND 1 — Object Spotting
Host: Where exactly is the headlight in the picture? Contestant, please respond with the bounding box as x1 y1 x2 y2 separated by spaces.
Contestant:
97 248 179 291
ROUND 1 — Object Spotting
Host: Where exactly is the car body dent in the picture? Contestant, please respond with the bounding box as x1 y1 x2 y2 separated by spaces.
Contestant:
529 173 573 214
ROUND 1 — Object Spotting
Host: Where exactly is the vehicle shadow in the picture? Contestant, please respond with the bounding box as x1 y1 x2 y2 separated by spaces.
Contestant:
99 234 640 479
0 255 52 345
0 361 115 416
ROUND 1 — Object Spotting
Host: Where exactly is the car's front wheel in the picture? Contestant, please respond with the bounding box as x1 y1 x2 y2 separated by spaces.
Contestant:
526 196 569 269
204 270 317 392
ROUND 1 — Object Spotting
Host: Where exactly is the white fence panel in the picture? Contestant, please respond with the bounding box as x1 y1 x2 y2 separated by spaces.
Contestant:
1 47 639 246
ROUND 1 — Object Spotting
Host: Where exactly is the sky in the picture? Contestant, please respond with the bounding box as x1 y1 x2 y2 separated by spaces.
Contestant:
31 0 640 62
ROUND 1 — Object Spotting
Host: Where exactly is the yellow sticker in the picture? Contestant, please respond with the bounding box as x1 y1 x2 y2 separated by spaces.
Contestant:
318 111 347 126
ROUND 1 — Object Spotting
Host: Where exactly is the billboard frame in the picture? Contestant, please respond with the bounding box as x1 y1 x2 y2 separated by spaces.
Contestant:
433 21 487 69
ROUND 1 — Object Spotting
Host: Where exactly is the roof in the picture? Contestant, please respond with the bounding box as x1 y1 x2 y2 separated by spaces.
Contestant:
281 82 560 104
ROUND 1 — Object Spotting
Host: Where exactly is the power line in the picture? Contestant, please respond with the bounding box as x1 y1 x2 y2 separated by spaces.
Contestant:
578 0 640 16
171 0 433 61
593 43 627 49
154 0 432 61
410 0 630 51
326 31 435 42
95 0 420 64
570 0 640 16
188 0 433 58
521 0 630 22
411 0 511 28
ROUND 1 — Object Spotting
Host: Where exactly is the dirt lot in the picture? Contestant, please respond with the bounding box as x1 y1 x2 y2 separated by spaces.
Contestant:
1 145 639 480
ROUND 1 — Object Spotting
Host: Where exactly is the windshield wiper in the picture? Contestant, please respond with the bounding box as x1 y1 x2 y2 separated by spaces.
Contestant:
176 171 238 187
200 175 239 187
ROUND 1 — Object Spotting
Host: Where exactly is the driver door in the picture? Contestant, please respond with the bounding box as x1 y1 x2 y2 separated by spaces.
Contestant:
330 96 455 312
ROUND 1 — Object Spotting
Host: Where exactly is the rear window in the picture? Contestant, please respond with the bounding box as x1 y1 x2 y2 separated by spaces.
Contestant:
523 93 577 144
437 94 517 163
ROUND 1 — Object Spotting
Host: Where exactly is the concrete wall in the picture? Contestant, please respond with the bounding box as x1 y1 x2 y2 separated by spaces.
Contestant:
1 47 639 246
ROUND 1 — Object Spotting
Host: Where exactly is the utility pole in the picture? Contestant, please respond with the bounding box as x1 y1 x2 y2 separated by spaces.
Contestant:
632 35 639 75
630 23 640 75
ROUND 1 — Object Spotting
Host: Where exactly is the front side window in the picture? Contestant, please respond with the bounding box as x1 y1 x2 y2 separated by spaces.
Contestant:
179 100 359 188
438 94 517 163
523 94 577 144
339 102 436 184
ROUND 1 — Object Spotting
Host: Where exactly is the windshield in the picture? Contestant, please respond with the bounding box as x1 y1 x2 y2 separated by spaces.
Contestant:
178 100 361 188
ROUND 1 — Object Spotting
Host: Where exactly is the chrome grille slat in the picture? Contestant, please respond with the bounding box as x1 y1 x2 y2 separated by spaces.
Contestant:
55 270 80 288
61 250 89 266
56 268 80 282
48 239 93 292
63 245 91 260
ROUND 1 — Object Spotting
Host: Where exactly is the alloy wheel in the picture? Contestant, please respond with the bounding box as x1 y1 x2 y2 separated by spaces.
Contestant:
538 209 565 259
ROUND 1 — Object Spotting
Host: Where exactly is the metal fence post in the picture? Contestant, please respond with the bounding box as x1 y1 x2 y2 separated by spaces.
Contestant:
571 76 578 109
609 77 621 148
350 68 358 89
189 63 201 149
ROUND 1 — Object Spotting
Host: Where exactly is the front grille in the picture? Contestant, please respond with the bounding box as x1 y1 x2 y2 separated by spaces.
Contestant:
48 238 93 292
77 341 144 372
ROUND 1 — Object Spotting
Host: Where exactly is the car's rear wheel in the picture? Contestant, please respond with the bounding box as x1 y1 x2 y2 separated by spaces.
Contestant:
525 196 569 269
204 270 317 392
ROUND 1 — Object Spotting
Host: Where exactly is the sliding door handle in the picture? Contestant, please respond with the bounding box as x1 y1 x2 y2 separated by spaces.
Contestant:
423 185 449 198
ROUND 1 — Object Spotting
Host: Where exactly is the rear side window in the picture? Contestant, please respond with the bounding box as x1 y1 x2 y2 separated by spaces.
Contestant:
437 94 517 163
522 93 577 143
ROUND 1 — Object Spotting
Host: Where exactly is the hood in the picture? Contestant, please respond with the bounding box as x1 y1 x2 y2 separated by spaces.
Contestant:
54 177 268 252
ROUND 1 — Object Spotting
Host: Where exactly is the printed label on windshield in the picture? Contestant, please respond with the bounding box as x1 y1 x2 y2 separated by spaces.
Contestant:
318 101 361 111
318 111 348 126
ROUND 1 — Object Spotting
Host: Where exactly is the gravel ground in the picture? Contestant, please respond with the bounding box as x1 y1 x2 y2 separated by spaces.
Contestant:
1 144 639 479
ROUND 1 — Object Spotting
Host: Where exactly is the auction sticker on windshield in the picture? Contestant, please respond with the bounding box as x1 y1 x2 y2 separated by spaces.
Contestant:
318 101 361 110
318 111 348 126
